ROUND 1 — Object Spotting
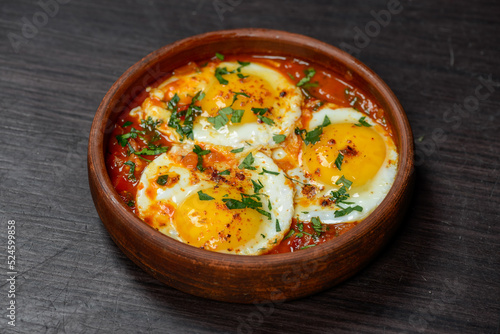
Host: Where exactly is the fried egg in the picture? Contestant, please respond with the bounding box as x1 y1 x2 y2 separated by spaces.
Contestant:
134 60 302 149
135 147 294 255
275 104 398 224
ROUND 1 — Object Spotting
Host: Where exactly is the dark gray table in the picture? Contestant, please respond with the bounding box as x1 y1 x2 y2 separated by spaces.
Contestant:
1 0 499 333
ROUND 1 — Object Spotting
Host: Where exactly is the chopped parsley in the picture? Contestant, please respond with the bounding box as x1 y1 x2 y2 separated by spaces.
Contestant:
334 205 363 217
122 121 133 127
156 175 169 186
311 217 323 235
295 116 331 145
193 145 211 172
214 61 251 84
329 175 364 218
336 175 353 188
250 107 274 125
296 68 316 87
219 169 230 176
134 145 169 156
197 190 215 201
123 161 136 180
354 116 372 127
252 179 264 193
222 175 272 220
231 109 245 123
223 193 271 220
215 67 230 85
259 168 280 176
251 107 268 116
230 147 244 153
283 174 310 186
330 185 351 204
238 153 256 170
208 105 245 130
275 219 281 232
231 92 250 106
140 116 162 134
116 129 139 147
300 244 316 250
258 115 275 126
273 134 286 144
237 60 250 68
207 107 232 130
167 92 204 141
127 200 135 207
302 82 319 88
284 229 295 239
215 52 224 60
334 152 344 170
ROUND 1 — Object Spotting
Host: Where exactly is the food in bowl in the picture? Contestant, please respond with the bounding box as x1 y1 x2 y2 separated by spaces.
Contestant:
105 54 398 255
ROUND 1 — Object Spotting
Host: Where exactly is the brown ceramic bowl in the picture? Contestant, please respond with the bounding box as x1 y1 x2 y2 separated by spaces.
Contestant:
88 28 414 303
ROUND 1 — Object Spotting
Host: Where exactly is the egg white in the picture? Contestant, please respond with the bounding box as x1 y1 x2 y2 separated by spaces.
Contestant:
136 148 294 255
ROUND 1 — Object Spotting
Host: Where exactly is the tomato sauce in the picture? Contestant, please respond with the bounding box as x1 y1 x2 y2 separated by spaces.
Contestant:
106 55 390 254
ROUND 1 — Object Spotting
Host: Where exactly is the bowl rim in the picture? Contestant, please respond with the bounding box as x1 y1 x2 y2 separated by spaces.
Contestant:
89 28 414 268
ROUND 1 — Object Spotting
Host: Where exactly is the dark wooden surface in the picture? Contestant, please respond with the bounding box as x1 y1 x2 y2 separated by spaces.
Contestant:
0 0 499 333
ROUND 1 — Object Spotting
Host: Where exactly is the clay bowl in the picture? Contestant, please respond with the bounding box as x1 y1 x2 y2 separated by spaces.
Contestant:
88 28 414 303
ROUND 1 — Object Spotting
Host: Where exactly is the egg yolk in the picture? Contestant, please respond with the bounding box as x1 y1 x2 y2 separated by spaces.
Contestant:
173 186 263 252
201 72 276 125
303 123 386 187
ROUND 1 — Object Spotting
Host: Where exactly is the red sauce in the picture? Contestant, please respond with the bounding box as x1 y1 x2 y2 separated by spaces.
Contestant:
106 55 392 254
267 219 359 254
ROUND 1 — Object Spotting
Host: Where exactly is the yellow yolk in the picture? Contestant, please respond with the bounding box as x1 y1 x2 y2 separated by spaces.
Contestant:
200 72 276 124
303 123 386 187
172 186 262 252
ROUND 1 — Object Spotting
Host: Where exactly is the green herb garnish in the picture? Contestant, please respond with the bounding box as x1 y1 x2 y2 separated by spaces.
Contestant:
296 68 316 87
193 145 211 172
134 145 169 156
156 175 169 186
335 175 353 188
252 179 264 194
258 115 275 126
238 153 256 170
230 147 244 153
334 152 344 170
334 205 363 217
354 116 372 127
275 219 281 232
311 217 323 235
219 169 230 176
295 116 331 145
123 161 136 180
273 134 286 144
167 92 203 141
215 67 230 85
259 168 280 176
198 190 215 201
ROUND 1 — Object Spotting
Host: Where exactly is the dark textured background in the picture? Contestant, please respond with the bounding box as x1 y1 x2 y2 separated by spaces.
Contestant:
0 0 499 333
